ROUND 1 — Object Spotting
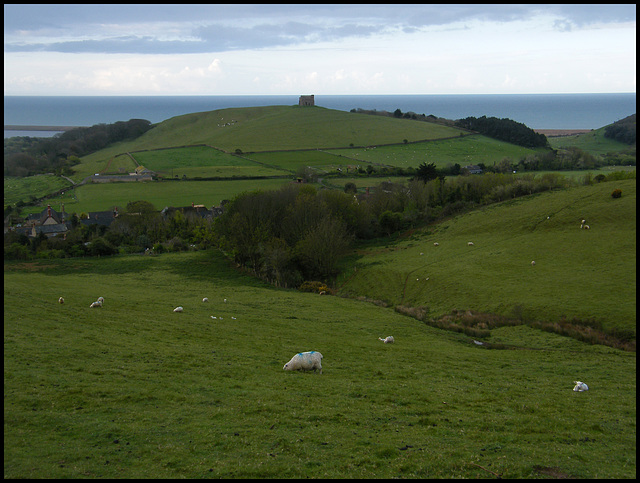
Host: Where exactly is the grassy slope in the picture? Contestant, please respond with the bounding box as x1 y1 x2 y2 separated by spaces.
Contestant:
4 250 636 478
337 179 636 335
70 106 466 181
548 126 634 155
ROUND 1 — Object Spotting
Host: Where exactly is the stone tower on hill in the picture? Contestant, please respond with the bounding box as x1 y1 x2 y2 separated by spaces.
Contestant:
298 95 315 106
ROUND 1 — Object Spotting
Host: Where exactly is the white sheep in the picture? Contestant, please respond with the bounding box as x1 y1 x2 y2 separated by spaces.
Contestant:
583 225 590 230
581 219 586 224
89 301 102 308
433 242 439 246
283 351 323 374
202 297 209 302
173 306 183 312
58 297 64 304
97 297 104 304
378 336 395 344
573 381 589 392
531 261 536 266
468 241 474 246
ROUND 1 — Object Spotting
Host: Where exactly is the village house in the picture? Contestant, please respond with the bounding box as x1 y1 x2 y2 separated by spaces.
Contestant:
462 164 483 175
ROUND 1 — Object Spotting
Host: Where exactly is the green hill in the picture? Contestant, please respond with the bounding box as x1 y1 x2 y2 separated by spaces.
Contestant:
337 178 636 339
71 106 467 181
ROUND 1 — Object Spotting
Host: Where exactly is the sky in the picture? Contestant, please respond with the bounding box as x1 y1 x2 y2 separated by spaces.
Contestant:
3 4 636 96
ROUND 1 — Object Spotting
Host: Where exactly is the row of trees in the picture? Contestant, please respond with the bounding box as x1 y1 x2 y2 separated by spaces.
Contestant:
4 119 153 177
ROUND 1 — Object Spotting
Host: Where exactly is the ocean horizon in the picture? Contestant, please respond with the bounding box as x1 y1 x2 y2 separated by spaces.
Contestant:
4 93 636 138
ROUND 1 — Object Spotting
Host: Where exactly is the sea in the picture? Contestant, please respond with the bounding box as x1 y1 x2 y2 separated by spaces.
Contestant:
4 93 636 138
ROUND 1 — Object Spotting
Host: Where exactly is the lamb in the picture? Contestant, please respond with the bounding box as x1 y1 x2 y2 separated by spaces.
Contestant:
573 381 589 392
173 306 184 312
378 336 395 344
58 297 64 304
283 351 323 374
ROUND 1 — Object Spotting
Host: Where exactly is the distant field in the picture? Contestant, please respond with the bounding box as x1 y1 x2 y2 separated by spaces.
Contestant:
547 126 633 154
3 175 73 207
131 146 291 178
245 149 368 174
326 135 545 170
25 178 298 214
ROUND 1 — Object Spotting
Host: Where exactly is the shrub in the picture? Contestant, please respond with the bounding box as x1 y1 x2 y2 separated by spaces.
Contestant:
611 189 622 198
298 280 330 294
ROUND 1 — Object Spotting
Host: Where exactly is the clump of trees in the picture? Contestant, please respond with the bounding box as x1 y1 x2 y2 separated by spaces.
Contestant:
4 119 153 177
454 116 549 148
604 114 636 144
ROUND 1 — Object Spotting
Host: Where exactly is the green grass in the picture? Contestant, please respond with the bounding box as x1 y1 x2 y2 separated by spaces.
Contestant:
131 146 290 179
338 179 636 336
21 178 300 215
4 250 636 478
4 175 73 207
327 135 545 170
548 127 634 155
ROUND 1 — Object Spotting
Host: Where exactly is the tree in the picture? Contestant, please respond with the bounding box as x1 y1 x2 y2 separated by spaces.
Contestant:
413 162 439 183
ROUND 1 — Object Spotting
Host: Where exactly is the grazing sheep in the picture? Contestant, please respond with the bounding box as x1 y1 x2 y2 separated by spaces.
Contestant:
173 306 183 312
468 241 474 246
531 261 536 266
283 351 323 374
573 381 589 392
202 297 209 302
379 336 395 344
583 225 590 230
434 242 439 246
89 301 102 308
58 297 64 304
97 297 104 304
581 219 586 224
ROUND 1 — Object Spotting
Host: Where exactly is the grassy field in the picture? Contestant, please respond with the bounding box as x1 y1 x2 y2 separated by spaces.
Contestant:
131 146 291 179
326 135 545 171
18 178 300 215
3 175 73 207
62 106 466 183
337 179 637 336
4 250 636 478
547 127 633 155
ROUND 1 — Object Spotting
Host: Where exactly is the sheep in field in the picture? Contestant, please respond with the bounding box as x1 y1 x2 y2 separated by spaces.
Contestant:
89 301 102 308
58 297 64 304
573 381 589 392
97 297 104 304
379 336 395 344
283 351 323 374
434 242 439 246
202 297 209 303
468 241 474 246
583 225 590 230
531 261 536 266
173 306 184 312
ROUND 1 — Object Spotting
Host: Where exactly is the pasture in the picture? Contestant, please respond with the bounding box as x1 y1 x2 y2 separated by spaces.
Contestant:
23 178 297 215
131 146 291 179
326 135 544 171
338 179 637 336
547 127 633 155
4 250 636 478
4 175 73 207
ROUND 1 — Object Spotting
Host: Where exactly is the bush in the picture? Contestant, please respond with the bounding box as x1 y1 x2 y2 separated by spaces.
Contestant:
611 189 622 198
298 280 330 294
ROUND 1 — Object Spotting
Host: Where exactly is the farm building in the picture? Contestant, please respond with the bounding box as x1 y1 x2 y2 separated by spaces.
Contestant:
462 164 483 174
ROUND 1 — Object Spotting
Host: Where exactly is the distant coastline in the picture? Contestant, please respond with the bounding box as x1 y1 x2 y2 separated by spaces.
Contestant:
4 125 82 131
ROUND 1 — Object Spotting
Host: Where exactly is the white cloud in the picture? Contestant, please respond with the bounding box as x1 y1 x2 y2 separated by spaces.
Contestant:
3 4 636 95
